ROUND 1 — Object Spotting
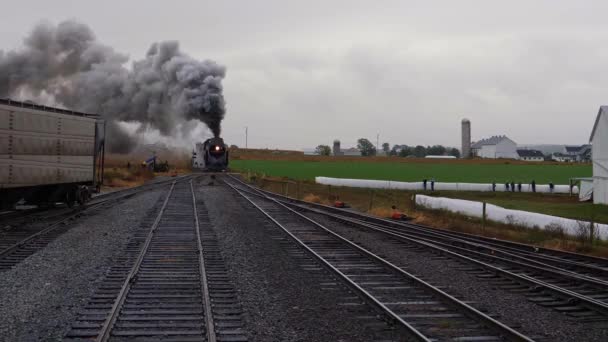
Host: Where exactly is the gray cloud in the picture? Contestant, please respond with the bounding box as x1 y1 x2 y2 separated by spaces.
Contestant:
0 19 226 153
2 1 608 150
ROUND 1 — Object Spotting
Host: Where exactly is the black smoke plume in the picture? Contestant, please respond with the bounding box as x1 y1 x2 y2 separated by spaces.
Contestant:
0 20 226 153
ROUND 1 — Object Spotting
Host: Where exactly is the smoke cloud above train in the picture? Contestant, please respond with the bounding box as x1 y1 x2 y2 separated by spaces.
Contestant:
0 20 226 153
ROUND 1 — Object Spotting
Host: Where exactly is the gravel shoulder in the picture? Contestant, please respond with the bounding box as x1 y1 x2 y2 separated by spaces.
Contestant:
302 210 608 342
201 177 394 342
0 187 166 341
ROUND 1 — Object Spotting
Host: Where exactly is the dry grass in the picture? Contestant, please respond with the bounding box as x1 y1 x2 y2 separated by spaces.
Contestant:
103 167 154 188
302 194 323 204
369 207 395 218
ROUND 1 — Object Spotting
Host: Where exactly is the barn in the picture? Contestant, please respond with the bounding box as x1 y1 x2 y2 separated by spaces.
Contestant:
590 106 608 204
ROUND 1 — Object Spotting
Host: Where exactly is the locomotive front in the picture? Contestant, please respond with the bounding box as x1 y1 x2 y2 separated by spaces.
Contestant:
202 137 229 171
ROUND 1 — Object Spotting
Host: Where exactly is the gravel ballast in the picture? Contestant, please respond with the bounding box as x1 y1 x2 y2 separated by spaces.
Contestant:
0 187 167 341
302 210 608 342
201 178 394 342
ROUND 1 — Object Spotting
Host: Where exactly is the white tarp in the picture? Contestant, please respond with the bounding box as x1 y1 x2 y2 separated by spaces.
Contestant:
415 195 607 240
579 179 593 202
315 177 578 194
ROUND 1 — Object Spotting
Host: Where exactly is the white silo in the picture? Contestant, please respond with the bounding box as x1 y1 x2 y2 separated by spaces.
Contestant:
461 118 471 158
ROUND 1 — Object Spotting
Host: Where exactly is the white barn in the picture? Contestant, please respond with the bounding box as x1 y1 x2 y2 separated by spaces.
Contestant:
471 135 517 159
590 106 608 204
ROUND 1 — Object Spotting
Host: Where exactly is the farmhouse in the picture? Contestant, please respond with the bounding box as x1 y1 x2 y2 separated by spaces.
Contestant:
471 135 517 159
564 144 591 162
590 106 608 204
516 149 544 162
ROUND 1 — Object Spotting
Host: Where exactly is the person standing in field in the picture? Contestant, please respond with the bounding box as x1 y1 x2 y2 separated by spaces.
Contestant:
431 179 435 191
423 179 427 191
531 180 536 192
511 181 515 192
549 182 554 193
505 182 509 191
492 181 496 192
517 182 522 192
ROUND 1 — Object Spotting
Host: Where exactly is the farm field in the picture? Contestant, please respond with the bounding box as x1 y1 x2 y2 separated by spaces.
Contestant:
230 159 591 184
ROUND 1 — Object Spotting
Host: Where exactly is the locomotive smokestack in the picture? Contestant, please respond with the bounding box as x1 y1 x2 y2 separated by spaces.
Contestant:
0 20 227 153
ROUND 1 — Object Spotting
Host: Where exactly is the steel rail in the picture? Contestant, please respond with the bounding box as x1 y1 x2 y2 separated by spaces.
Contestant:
0 176 190 260
283 201 608 317
227 176 608 316
227 175 608 269
191 180 217 342
329 214 608 287
95 181 176 342
226 179 534 342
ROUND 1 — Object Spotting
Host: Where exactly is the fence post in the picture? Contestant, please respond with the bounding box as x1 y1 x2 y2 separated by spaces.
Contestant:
296 181 300 199
482 202 487 232
412 193 417 211
590 205 596 245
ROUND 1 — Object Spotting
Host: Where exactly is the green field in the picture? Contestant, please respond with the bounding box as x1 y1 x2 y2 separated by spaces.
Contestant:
231 159 591 184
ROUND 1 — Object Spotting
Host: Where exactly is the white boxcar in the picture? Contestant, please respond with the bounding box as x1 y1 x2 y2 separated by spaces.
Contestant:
0 99 105 209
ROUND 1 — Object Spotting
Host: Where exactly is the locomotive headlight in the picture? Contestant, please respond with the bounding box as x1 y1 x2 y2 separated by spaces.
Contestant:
215 146 220 151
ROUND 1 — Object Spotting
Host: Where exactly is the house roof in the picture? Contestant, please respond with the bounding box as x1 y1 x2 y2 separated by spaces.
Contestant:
553 152 570 157
590 106 608 142
471 135 513 149
517 149 544 157
565 145 590 153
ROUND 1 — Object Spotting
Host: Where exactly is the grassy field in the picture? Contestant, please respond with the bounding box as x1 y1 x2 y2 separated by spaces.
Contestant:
231 159 591 184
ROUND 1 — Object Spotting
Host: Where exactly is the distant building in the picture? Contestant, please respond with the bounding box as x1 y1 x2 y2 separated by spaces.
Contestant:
564 144 591 162
471 135 517 159
302 148 317 155
516 149 544 162
590 106 608 204
551 153 574 162
342 147 362 156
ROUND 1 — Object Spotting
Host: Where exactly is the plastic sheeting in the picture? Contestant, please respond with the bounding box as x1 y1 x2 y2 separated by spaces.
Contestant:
415 195 607 240
579 180 593 202
315 177 578 194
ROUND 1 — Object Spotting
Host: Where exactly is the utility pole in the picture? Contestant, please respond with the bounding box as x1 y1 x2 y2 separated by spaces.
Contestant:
376 133 379 152
245 126 248 149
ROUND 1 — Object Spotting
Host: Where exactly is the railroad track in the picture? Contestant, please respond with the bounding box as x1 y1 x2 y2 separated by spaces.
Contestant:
225 178 534 342
227 175 608 321
0 176 191 271
66 179 246 342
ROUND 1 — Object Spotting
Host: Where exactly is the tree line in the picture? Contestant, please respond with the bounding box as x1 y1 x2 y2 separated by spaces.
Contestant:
315 138 460 157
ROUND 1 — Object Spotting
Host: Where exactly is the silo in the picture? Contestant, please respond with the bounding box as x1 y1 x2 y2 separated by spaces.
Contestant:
461 119 471 158
333 140 342 156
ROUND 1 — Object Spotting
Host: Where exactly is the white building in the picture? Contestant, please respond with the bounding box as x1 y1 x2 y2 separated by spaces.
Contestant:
564 145 592 162
590 106 608 204
551 153 574 162
342 147 362 156
516 149 544 162
471 135 517 159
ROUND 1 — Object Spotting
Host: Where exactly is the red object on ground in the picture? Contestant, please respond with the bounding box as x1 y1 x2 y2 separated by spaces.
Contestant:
392 211 404 220
334 200 345 208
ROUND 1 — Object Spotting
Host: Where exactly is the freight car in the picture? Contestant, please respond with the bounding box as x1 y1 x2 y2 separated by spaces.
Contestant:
192 137 229 171
0 99 105 209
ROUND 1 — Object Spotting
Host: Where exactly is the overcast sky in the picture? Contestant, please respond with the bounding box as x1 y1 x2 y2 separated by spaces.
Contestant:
2 1 608 150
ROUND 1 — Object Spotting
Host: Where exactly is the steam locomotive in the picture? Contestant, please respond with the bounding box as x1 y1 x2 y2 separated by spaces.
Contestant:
192 137 229 171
